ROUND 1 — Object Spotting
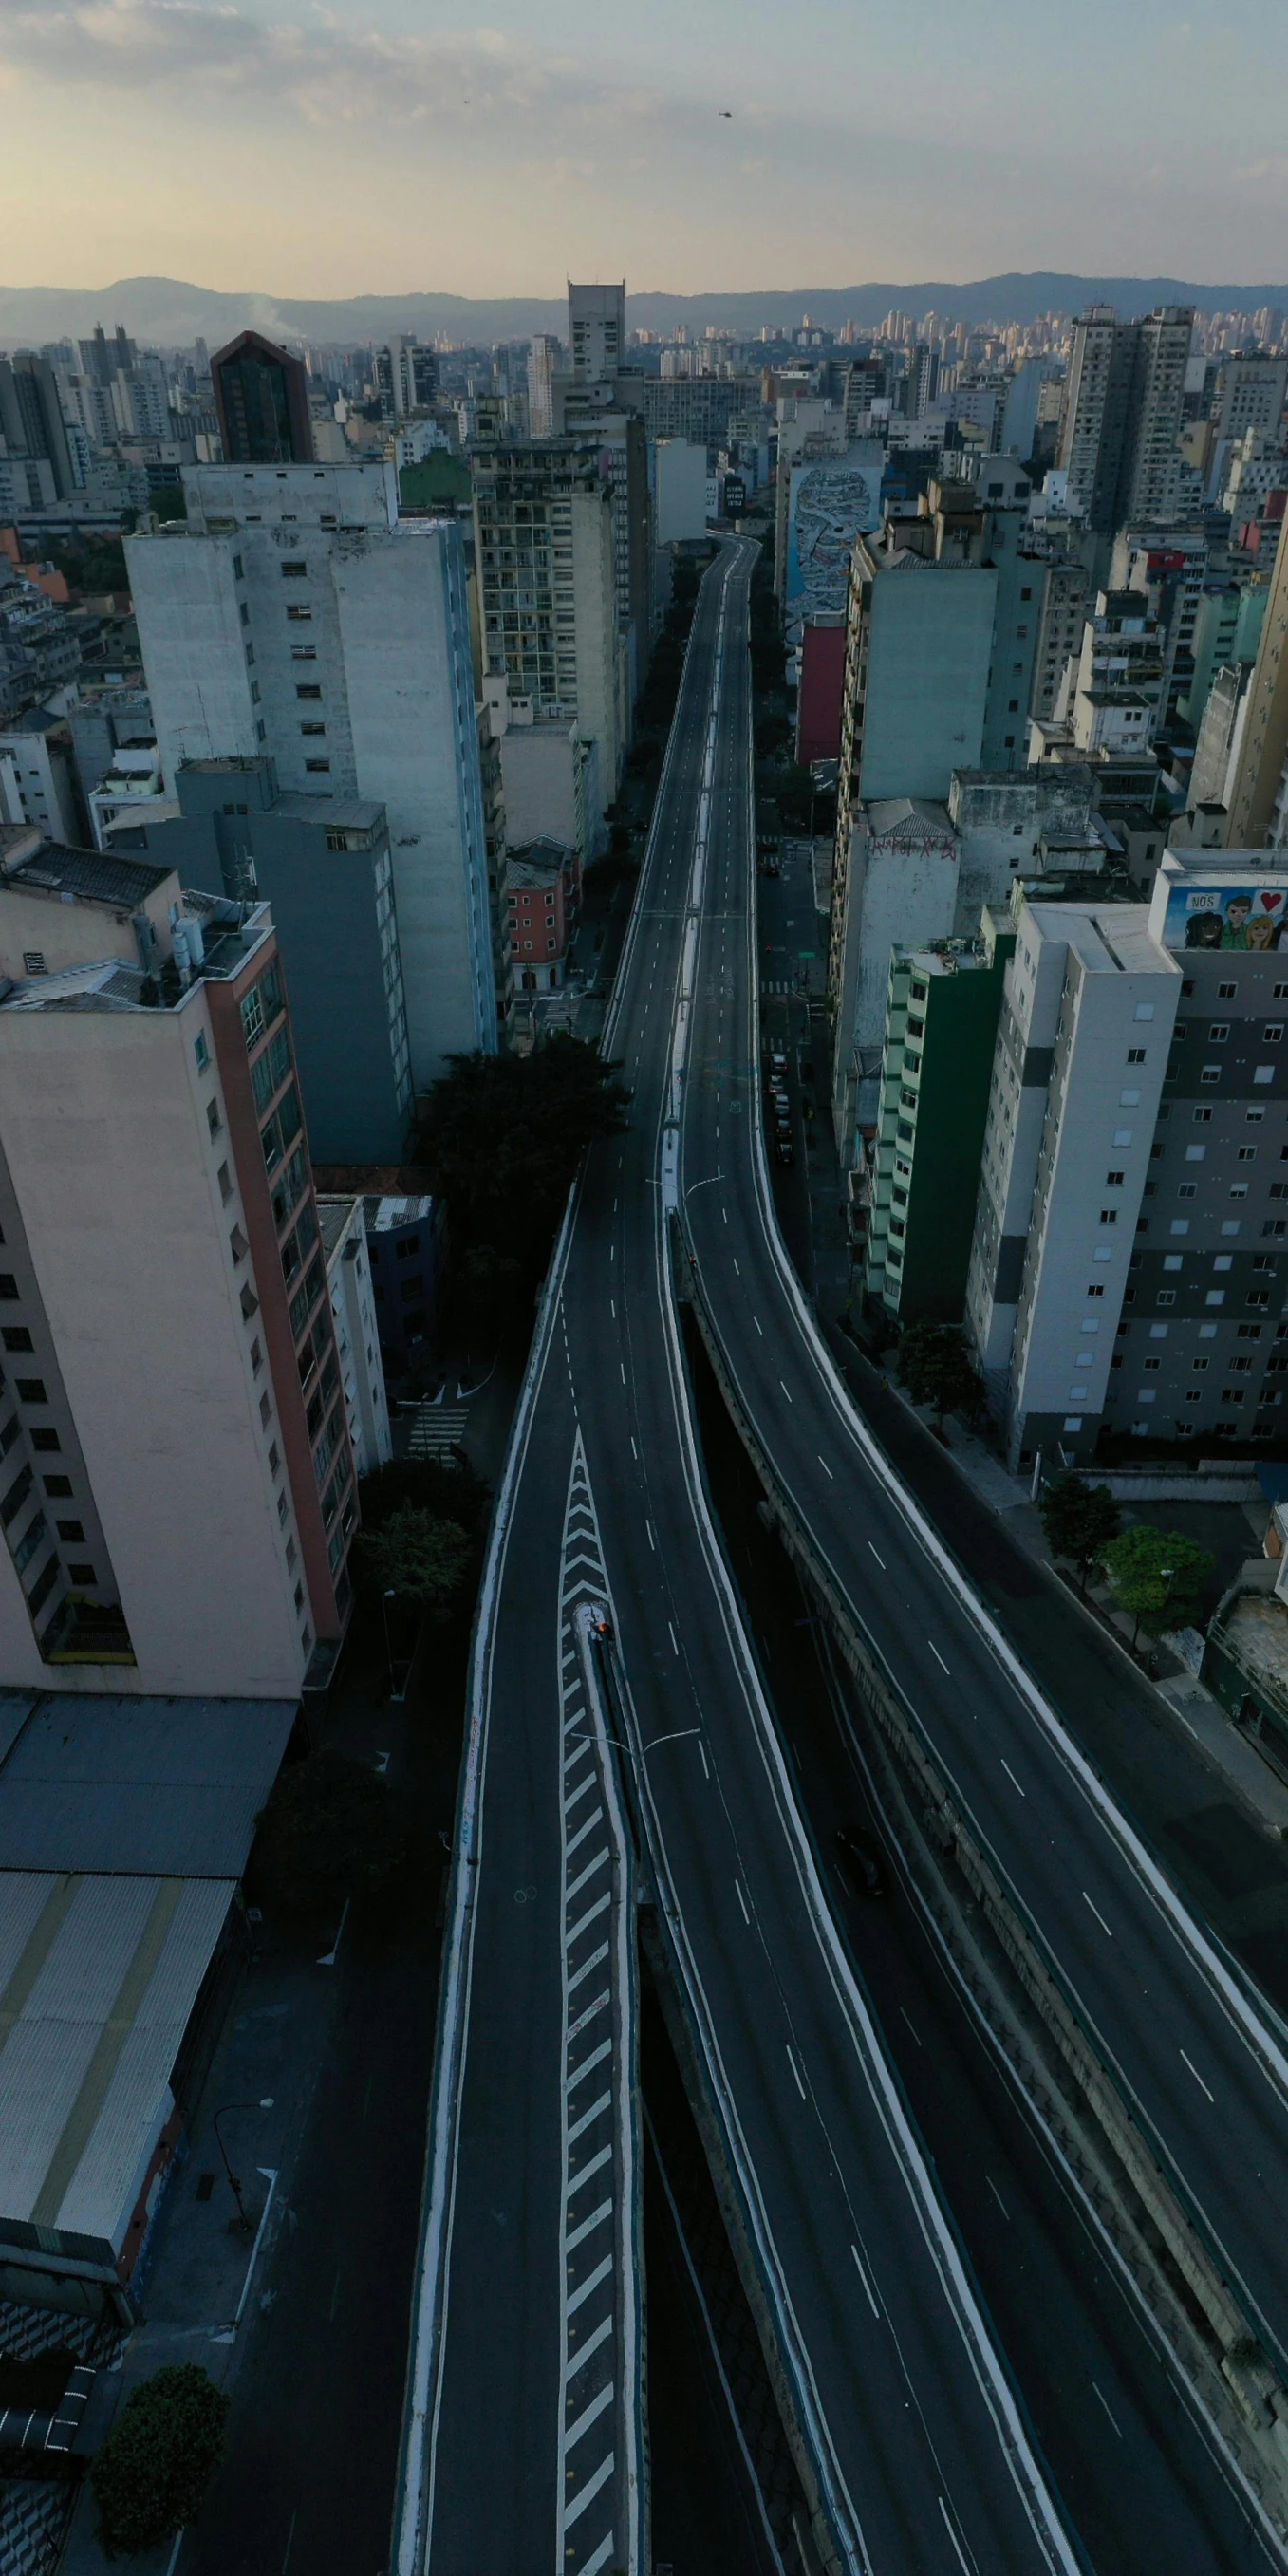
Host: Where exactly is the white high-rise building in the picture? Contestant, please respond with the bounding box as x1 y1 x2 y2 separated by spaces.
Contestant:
528 335 561 437
126 462 496 1089
568 282 625 381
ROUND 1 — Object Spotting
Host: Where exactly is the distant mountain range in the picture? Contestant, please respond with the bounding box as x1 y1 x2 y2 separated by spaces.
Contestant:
1 272 1285 350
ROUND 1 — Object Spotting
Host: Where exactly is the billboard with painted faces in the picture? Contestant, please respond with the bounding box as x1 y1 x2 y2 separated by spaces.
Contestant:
1161 880 1288 952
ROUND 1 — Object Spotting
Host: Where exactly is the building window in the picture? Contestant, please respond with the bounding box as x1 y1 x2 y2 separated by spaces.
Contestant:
1265 1026 1284 1044
281 560 308 578
1208 1024 1230 1043
55 1518 84 1541
194 1031 210 1072
1201 1067 1222 1085
1127 1048 1147 1064
1156 1290 1176 1306
305 758 331 773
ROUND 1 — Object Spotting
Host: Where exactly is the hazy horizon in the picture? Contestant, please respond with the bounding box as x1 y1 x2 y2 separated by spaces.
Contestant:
0 0 1285 298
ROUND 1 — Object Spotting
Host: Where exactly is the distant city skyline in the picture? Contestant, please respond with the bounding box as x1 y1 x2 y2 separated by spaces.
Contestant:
0 0 1285 297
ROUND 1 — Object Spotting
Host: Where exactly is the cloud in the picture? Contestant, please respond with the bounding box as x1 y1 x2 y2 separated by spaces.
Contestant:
0 0 669 130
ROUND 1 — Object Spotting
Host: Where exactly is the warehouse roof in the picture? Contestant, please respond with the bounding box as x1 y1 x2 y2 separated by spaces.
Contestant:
0 1693 296 1878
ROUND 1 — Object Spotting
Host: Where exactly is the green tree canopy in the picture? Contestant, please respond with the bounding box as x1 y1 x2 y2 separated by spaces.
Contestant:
91 2363 229 2557
1038 1474 1120 1596
1099 1524 1216 1646
897 1321 982 1427
358 1454 489 1540
359 1505 472 1616
252 1745 405 1910
416 1035 630 1274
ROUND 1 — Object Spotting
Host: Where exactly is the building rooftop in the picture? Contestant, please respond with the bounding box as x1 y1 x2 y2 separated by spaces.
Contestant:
505 838 576 888
0 1691 296 1878
2 841 173 910
364 1193 433 1233
316 1193 361 1264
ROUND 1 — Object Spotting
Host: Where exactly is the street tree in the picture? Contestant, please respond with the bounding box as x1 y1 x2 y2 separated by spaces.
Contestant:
897 1321 982 1428
417 1036 630 1286
91 2363 229 2557
359 1505 472 1617
1099 1525 1216 1648
1038 1474 1120 1596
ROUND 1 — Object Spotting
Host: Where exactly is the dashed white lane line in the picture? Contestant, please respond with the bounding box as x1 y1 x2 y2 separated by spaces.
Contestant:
646 1521 655 1552
1083 1891 1113 1938
668 1621 680 1655
929 1640 950 1673
1000 1759 1026 1800
754 1316 763 1335
868 1541 885 1568
735 1879 750 1924
778 1380 793 1404
698 1740 710 1781
849 2243 880 2320
1180 2048 1215 2104
899 2007 924 2050
985 2175 1010 2222
1092 2382 1124 2440
785 2044 807 2100
817 1454 833 1478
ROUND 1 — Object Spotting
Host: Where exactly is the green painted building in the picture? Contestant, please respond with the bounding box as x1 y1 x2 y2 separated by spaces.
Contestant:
863 911 1015 1323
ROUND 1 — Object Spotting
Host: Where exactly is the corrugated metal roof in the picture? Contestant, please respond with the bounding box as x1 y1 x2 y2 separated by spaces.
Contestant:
0 1696 296 1878
0 1872 232 2248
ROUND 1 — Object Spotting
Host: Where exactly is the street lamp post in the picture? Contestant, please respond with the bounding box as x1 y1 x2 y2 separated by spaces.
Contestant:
212 2100 273 2232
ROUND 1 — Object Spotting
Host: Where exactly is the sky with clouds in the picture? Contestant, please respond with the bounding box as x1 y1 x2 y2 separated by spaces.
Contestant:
0 0 1285 293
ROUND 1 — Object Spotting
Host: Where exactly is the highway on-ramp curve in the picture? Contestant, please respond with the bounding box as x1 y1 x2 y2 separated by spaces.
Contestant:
681 537 1288 2417
398 544 1084 2576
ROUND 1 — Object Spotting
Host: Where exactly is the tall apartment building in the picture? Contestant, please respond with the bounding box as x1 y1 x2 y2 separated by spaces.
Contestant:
374 338 439 421
569 282 625 379
549 384 652 695
211 331 313 466
471 440 623 834
528 335 561 437
126 461 495 1087
1217 354 1288 443
0 849 356 1693
0 355 77 500
966 852 1288 1470
1057 307 1193 543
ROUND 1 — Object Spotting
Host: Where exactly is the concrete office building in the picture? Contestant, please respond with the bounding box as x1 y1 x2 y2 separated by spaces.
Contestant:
654 439 710 546
0 854 356 1694
364 1195 439 1367
862 918 1015 1322
569 283 625 381
126 462 495 1087
1178 582 1269 734
1057 307 1193 545
471 440 623 833
1217 354 1288 444
0 714 81 845
547 390 652 697
966 851 1288 1469
138 756 413 1166
1031 560 1092 721
317 1196 392 1476
211 331 313 466
483 677 592 871
0 355 77 500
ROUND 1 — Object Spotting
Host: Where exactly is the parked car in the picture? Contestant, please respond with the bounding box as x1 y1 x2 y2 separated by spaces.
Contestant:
775 1136 794 1166
835 1824 888 1897
769 1049 788 1073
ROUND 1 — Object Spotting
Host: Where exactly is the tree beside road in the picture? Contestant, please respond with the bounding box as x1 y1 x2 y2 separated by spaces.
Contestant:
1099 1525 1216 1648
91 2364 228 2558
1038 1474 1121 1596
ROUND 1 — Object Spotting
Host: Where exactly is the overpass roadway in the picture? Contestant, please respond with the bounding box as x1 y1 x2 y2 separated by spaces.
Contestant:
397 545 1082 2576
680 536 1288 2461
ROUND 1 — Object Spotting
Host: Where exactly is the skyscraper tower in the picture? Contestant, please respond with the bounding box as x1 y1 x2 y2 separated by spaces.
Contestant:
568 282 625 380
211 329 314 465
1057 305 1193 538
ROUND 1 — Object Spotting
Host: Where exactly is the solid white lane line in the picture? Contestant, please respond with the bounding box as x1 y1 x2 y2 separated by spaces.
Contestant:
1000 1759 1026 1799
868 1541 885 1568
785 2044 807 2100
1083 1891 1113 1938
849 2243 880 2321
929 1641 950 1673
668 1621 680 1654
985 2175 1010 2222
1092 2382 1124 2440
735 1879 750 1924
1180 2048 1215 2104
937 2496 973 2576
779 1379 793 1404
817 1454 833 1478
